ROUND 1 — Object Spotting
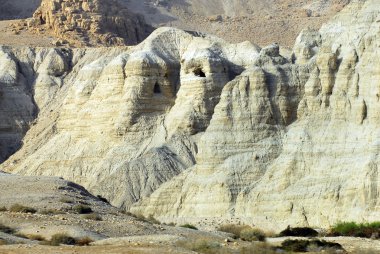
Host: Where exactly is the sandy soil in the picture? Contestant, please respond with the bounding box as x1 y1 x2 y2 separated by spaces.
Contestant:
0 20 53 47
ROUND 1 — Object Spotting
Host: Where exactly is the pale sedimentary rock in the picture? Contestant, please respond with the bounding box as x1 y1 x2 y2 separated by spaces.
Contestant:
26 0 153 46
2 0 380 232
131 0 380 231
0 28 260 210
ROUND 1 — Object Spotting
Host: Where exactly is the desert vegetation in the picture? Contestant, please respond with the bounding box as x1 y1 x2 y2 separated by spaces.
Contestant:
9 204 36 214
180 224 198 230
177 238 278 254
218 224 266 242
280 239 344 252
72 204 93 214
330 221 380 238
43 233 93 246
0 223 14 234
279 226 319 237
59 197 74 204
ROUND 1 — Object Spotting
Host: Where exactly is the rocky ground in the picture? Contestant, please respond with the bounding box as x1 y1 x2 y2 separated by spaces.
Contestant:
0 0 350 48
0 20 53 47
1 172 379 253
0 172 235 253
124 0 350 47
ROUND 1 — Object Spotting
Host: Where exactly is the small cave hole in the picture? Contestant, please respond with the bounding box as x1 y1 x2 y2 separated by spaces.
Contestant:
154 82 161 94
193 68 206 77
39 16 46 25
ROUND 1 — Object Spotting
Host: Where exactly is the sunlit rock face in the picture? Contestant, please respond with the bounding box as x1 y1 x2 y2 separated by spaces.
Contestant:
0 28 260 210
2 0 380 232
131 0 380 231
27 0 153 46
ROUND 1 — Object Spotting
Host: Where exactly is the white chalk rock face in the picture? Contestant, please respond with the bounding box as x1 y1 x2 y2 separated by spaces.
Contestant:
131 0 380 231
2 0 380 232
1 28 260 210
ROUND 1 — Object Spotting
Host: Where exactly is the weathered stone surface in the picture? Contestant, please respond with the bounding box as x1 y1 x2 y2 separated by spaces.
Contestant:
2 0 380 232
26 0 153 47
131 0 380 231
0 28 260 211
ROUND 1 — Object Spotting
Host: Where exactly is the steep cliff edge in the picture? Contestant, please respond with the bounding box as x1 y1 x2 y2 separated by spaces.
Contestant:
1 0 380 232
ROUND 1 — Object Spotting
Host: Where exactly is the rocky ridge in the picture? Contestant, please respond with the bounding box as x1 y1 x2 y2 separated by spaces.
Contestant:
23 0 153 47
1 0 379 232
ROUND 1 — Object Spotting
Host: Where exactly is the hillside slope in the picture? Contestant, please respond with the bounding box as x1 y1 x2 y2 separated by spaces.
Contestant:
124 0 350 47
0 0 349 48
1 0 379 232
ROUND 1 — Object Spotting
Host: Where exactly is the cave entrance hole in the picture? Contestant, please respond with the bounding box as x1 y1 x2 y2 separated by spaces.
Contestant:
193 68 206 77
154 82 161 94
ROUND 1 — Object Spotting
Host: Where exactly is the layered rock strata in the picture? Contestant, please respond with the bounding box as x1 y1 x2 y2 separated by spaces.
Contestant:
0 28 260 210
26 0 153 46
1 0 380 232
131 0 380 231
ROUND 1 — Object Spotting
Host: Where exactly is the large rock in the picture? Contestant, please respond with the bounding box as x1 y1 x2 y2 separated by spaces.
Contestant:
26 0 153 46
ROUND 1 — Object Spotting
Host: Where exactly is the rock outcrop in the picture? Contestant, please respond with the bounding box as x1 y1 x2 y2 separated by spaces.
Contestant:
1 0 380 232
26 0 153 46
0 28 260 210
131 0 380 231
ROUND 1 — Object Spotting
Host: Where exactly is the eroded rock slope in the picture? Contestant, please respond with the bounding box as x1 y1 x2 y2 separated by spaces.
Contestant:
26 0 153 46
1 0 379 232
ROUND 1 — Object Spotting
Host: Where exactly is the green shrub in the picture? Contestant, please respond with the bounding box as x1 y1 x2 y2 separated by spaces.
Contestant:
240 228 266 242
72 204 92 214
9 204 36 214
180 224 198 230
281 239 344 252
83 213 102 221
0 223 14 234
279 226 318 237
0 206 7 212
330 221 380 238
218 224 265 241
281 239 309 252
49 233 76 246
0 239 8 245
130 213 160 224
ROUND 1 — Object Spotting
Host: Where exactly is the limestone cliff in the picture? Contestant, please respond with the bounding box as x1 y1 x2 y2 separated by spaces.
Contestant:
1 0 380 232
0 28 260 210
131 0 380 231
